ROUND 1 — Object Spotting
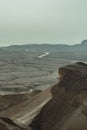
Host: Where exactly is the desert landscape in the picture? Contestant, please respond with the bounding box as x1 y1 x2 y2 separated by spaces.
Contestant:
0 0 87 129
0 40 87 130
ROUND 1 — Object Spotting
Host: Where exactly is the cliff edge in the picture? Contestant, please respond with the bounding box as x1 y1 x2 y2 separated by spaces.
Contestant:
31 62 87 130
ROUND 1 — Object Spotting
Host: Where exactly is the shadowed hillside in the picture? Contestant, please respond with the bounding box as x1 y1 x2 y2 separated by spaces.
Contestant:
31 62 87 130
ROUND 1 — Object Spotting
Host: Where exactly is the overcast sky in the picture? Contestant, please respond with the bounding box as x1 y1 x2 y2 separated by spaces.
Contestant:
0 0 87 46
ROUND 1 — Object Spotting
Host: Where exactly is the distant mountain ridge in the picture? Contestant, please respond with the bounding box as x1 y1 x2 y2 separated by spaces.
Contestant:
1 40 87 52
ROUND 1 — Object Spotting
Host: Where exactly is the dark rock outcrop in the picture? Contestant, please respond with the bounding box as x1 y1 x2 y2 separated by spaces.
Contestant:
81 39 87 45
31 62 87 130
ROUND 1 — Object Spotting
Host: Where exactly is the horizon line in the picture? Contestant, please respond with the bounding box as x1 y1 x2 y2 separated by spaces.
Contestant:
0 39 86 47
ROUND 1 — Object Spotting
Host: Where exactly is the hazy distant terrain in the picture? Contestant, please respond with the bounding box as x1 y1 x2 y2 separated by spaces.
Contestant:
0 40 87 93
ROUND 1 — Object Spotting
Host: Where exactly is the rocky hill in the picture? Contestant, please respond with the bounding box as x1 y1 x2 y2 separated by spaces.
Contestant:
31 62 87 130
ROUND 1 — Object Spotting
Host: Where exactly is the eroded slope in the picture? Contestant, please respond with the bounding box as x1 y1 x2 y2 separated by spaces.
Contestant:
31 62 87 130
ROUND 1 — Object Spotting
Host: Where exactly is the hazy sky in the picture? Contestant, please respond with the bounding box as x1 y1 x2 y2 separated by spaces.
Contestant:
0 0 87 46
